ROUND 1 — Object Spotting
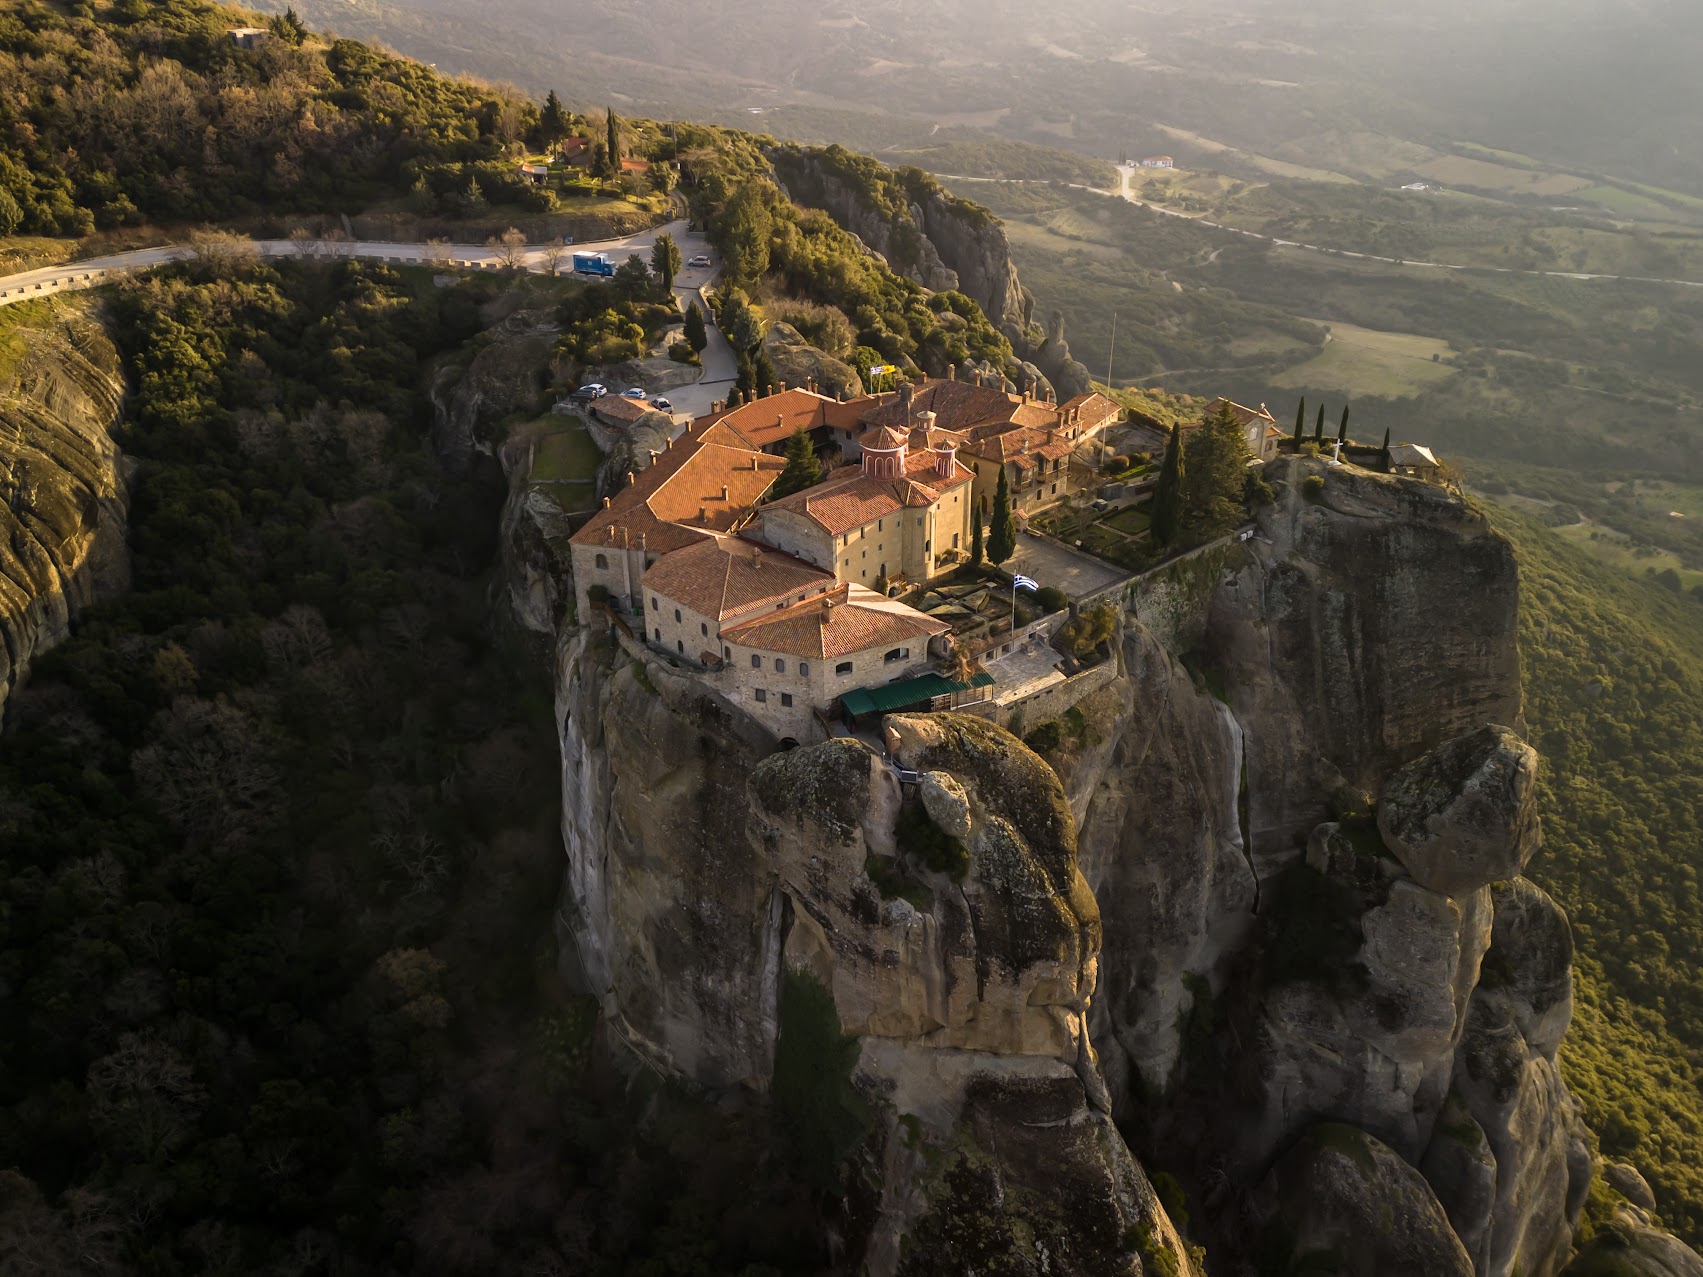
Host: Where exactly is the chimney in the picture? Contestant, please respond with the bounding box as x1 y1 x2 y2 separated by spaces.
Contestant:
638 532 647 551
780 381 788 392
948 365 957 380
602 496 611 509
626 470 635 486
973 370 983 387
721 484 730 501
699 505 707 522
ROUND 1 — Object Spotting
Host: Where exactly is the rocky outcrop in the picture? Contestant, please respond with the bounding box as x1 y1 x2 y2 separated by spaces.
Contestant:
762 322 863 399
0 300 129 719
1207 457 1524 857
1562 1213 1703 1277
1254 1123 1476 1277
555 631 1196 1272
1379 725 1541 896
429 308 555 470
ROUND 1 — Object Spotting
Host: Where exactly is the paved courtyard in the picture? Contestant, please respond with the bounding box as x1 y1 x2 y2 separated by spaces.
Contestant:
1010 532 1128 598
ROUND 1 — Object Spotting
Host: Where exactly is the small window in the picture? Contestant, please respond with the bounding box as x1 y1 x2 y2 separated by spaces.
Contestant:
775 659 786 673
751 654 761 669
653 628 661 641
595 553 608 569
781 693 793 707
877 518 883 531
952 533 960 549
836 661 854 675
676 640 684 654
925 539 931 553
1051 483 1058 495
650 597 658 611
701 622 708 637
755 689 767 703
917 516 924 526
723 646 731 660
799 662 809 677
674 608 682 623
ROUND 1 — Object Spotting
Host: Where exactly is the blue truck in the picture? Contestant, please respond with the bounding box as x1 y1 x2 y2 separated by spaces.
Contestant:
571 252 615 277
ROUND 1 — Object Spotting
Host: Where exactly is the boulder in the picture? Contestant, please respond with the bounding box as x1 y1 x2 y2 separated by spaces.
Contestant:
761 321 863 399
1606 1163 1658 1213
1378 724 1541 896
1560 1215 1703 1277
1255 1123 1475 1277
917 770 971 842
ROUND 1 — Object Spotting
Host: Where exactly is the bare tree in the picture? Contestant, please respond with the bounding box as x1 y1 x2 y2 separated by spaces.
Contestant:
539 239 565 277
487 226 528 271
288 226 319 259
423 237 451 269
187 229 258 276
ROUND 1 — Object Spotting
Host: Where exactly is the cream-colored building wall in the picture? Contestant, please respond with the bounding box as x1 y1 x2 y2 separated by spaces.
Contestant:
572 541 654 621
753 508 835 572
717 632 938 740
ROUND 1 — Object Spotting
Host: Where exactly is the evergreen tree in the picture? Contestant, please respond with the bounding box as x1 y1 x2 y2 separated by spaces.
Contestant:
970 497 985 567
773 426 824 498
1337 404 1351 445
735 355 756 401
1313 403 1326 443
462 173 485 212
1151 422 1185 547
539 90 571 147
683 302 708 354
987 468 1018 566
651 232 682 294
753 347 779 396
605 107 621 174
1293 396 1306 444
1181 402 1252 544
1382 427 1391 452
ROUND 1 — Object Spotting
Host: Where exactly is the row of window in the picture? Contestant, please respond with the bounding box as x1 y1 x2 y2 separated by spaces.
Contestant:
752 689 793 707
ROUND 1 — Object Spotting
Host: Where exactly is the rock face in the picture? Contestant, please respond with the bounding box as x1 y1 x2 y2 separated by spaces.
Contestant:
770 146 1091 397
1255 1123 1476 1277
1380 725 1542 896
429 309 555 469
555 631 1195 1272
761 322 863 399
0 300 129 719
1562 1214 1703 1277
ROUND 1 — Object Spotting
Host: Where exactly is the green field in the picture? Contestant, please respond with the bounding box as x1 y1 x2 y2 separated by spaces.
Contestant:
518 415 603 499
1270 320 1455 397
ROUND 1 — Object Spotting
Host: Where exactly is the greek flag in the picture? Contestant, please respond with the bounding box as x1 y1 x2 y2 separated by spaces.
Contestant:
1012 573 1039 592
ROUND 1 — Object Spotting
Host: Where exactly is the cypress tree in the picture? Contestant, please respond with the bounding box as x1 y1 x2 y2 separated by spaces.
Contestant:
1337 404 1351 444
1293 397 1306 444
1382 427 1391 453
1151 422 1185 547
988 468 1018 566
605 107 621 173
773 426 824 498
970 496 985 567
1313 403 1325 443
683 302 708 353
540 90 570 147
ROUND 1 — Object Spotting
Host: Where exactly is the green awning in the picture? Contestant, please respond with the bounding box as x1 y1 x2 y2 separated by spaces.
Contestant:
840 670 995 719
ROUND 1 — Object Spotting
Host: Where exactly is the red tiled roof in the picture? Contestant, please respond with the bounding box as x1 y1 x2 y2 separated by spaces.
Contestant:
697 387 840 449
857 378 1028 435
641 535 831 622
569 420 784 555
592 395 652 426
860 425 910 451
722 584 949 660
762 452 974 537
1062 391 1123 432
1204 397 1277 427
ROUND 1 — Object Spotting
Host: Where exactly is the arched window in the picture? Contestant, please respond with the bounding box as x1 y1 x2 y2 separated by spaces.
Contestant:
799 662 809 677
650 597 658 611
836 661 853 675
674 608 682 623
751 654 761 669
676 640 684 653
653 628 661 642
774 659 785 673
595 553 608 569
700 622 708 637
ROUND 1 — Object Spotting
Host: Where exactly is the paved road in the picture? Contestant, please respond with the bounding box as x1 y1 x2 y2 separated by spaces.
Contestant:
0 217 738 425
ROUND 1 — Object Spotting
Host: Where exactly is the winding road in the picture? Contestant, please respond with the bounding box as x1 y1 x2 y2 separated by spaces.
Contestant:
0 216 737 422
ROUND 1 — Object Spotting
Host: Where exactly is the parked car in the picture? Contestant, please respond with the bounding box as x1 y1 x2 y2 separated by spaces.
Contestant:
651 397 673 412
687 254 712 268
622 387 647 399
1091 498 1110 511
570 383 607 400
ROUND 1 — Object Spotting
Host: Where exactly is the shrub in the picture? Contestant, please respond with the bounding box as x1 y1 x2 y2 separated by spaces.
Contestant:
668 340 698 363
1034 585 1069 614
896 798 969 880
1024 721 1063 754
1302 474 1326 499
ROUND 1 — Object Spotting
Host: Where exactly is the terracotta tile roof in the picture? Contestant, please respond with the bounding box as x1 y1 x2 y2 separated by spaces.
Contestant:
968 428 1075 463
857 378 1028 435
762 452 974 537
1061 391 1123 432
697 387 838 449
860 425 910 451
642 535 832 622
1204 397 1277 427
723 584 949 660
592 395 652 426
569 421 784 554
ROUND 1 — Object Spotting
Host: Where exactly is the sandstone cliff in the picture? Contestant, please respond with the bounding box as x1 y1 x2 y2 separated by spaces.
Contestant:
770 146 1094 400
0 299 129 719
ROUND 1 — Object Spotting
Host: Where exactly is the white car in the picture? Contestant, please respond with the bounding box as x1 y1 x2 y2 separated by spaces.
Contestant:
622 387 647 399
687 255 712 268
570 383 607 400
651 397 673 412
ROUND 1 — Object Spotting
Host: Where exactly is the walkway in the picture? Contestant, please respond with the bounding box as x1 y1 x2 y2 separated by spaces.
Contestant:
1009 532 1128 598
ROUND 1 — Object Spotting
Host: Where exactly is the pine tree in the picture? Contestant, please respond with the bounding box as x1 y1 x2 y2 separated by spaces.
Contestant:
988 469 1018 566
683 302 708 354
753 347 779 396
605 108 621 174
773 426 824 498
970 497 985 567
1151 422 1185 547
1382 427 1391 452
1337 404 1351 445
540 91 571 148
1313 403 1326 443
1293 396 1306 444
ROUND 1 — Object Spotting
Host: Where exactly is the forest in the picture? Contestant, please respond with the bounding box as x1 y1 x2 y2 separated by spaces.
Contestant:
0 258 827 1273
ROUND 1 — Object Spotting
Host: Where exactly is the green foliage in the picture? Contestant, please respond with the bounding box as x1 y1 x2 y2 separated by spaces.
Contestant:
538 88 570 147
988 467 1018 565
1151 423 1185 547
683 300 708 353
1303 473 1327 499
863 854 935 911
969 497 986 566
650 230 682 292
1488 508 1703 1243
1127 1218 1181 1277
771 968 872 1194
772 425 825 498
1180 403 1252 544
1057 602 1118 661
